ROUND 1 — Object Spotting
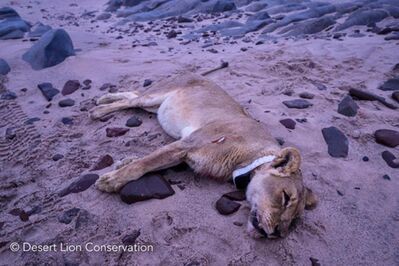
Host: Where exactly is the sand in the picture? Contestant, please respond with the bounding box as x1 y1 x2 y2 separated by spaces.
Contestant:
0 0 398 265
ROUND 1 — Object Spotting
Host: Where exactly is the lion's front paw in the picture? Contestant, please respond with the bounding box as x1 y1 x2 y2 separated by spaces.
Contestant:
95 172 125 193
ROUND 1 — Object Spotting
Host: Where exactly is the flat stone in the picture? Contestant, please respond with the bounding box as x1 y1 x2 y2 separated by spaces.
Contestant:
223 191 246 201
337 95 358 117
58 98 75 107
59 174 99 197
5 127 16 140
24 117 40 125
96 12 111 20
177 16 193 23
143 79 152 87
283 99 313 109
349 88 397 109
52 154 64 161
58 208 80 224
279 118 296 129
215 196 241 215
375 129 399 148
91 154 114 171
28 22 52 38
62 80 80 95
379 77 399 91
381 151 399 168
299 92 314 99
0 58 10 75
120 174 175 204
37 82 59 101
126 116 142 127
106 127 129 137
62 117 73 125
322 126 349 158
23 29 75 70
393 91 399 103
0 91 17 100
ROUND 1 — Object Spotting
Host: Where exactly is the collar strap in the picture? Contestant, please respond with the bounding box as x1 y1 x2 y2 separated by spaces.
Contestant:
232 155 276 187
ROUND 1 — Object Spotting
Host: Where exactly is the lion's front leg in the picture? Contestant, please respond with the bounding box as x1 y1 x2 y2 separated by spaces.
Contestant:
95 140 187 193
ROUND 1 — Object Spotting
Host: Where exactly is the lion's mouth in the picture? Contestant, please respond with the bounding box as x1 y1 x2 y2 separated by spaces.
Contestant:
250 211 268 237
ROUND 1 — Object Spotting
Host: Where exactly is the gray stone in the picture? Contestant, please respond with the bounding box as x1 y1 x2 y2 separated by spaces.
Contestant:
322 126 349 158
379 77 399 91
337 95 358 117
0 58 11 75
58 98 75 107
28 23 52 38
375 129 399 148
283 99 313 109
126 116 142 127
37 82 59 101
23 29 75 70
0 91 17 100
336 9 388 31
97 12 112 20
0 17 30 40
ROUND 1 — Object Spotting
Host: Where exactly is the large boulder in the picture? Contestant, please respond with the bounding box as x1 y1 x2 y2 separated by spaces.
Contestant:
0 17 30 40
22 29 75 70
0 58 11 75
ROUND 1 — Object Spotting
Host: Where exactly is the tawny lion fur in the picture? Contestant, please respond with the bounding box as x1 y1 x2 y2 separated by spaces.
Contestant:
89 73 317 238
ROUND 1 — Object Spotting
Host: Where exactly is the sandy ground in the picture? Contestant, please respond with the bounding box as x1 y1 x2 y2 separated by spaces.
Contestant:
0 0 398 265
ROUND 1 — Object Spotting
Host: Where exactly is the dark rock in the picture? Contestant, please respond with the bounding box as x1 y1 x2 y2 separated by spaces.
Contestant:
91 154 114 171
0 58 11 75
337 95 358 117
166 30 178 38
0 7 19 19
392 91 399 103
375 129 399 148
362 156 369 162
97 12 112 20
299 92 314 99
280 16 336 37
58 208 80 224
120 174 175 204
122 230 141 245
381 151 399 168
336 9 388 31
28 23 52 38
310 257 321 266
62 80 80 95
9 208 29 222
0 91 17 100
22 29 75 70
83 79 92 86
143 79 152 87
223 191 246 201
279 118 296 129
52 154 64 161
58 98 75 107
126 116 142 127
383 174 391 181
349 88 397 109
313 82 327 90
322 126 349 158
37 82 59 101
276 137 285 146
0 12 31 40
233 221 243 226
283 99 313 109
177 16 193 23
99 83 115 91
24 117 40 125
379 77 399 91
5 127 16 140
62 117 73 125
75 209 91 229
106 127 129 137
215 196 241 215
59 174 99 197
295 118 307 123
337 190 344 196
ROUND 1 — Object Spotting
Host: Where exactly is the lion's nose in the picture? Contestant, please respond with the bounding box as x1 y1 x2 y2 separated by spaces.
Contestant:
251 215 268 237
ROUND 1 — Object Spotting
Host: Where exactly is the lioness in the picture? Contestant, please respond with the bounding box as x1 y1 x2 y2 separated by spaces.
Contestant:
89 73 317 238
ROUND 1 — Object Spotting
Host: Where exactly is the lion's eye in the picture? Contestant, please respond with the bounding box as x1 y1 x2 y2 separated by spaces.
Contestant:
282 191 290 207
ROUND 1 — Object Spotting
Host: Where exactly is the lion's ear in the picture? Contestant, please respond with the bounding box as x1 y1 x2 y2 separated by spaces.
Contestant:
304 187 318 210
271 147 301 177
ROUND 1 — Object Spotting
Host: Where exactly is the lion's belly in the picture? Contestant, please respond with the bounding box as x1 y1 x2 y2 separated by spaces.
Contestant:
157 92 198 139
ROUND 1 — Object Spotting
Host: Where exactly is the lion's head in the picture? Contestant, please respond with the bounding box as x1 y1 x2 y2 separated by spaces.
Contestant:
246 147 317 238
